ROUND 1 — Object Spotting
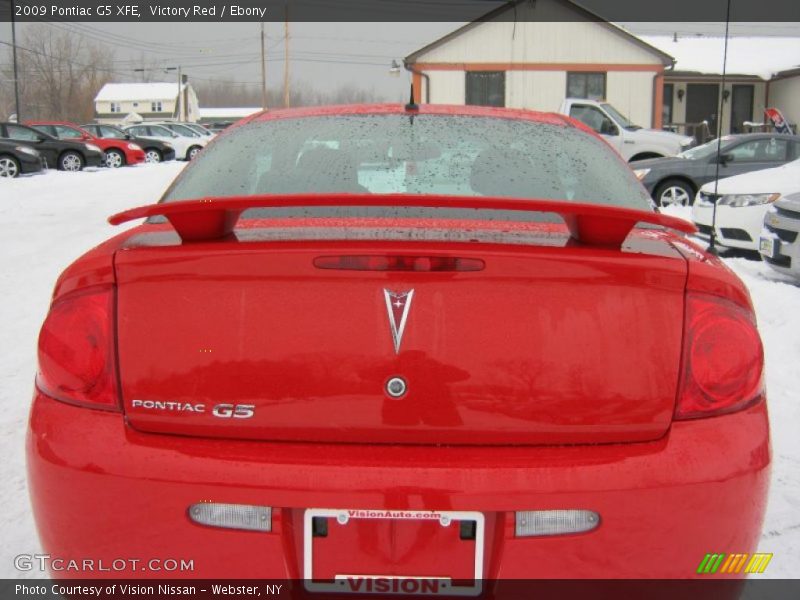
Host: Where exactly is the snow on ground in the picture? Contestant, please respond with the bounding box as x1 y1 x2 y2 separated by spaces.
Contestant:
663 205 800 577
0 171 797 578
0 163 185 578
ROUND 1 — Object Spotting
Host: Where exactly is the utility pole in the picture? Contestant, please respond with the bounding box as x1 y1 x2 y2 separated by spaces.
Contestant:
260 22 267 110
177 66 183 121
182 73 189 121
283 3 290 108
10 0 21 122
707 0 732 257
155 66 180 120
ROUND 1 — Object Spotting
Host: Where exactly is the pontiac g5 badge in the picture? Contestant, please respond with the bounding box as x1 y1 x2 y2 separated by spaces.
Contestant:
384 289 414 354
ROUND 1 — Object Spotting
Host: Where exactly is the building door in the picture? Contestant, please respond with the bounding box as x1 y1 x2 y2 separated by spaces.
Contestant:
662 83 674 129
730 85 754 134
686 83 719 140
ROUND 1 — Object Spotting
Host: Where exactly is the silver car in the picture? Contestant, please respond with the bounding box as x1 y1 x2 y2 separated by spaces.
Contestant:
759 191 800 280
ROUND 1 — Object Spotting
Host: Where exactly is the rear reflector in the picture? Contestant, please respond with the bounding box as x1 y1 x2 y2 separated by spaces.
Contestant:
515 510 600 537
313 255 485 272
188 503 271 532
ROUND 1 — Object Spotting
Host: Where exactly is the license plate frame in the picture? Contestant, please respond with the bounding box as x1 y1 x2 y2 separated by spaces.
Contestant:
303 508 484 596
759 236 778 258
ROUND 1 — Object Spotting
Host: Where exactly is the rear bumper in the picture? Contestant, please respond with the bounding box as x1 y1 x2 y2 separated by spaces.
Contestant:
27 391 770 579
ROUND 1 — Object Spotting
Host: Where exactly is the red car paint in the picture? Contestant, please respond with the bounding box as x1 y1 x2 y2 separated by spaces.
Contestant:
25 120 146 166
28 104 769 581
109 193 696 243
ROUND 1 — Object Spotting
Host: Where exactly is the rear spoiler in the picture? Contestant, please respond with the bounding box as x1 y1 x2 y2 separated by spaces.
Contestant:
109 194 696 247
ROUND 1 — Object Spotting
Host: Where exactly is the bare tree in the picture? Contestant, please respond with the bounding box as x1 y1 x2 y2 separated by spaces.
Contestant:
192 78 385 109
1 24 115 122
131 53 165 83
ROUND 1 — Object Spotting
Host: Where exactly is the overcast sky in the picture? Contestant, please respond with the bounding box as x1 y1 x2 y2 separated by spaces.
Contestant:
2 20 798 103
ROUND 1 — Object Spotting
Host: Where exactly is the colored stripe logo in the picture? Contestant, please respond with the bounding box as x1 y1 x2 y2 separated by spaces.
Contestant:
697 553 772 574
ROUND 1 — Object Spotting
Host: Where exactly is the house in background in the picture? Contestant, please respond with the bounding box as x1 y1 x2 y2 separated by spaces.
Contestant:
404 0 674 130
93 82 200 124
404 0 799 139
642 35 800 138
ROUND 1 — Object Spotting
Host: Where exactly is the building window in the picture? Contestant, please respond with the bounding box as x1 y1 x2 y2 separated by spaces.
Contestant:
465 71 505 107
151 101 163 112
566 72 606 100
110 102 121 113
662 83 674 128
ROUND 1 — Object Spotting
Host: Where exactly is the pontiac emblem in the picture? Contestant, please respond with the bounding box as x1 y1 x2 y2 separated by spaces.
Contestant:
383 289 414 354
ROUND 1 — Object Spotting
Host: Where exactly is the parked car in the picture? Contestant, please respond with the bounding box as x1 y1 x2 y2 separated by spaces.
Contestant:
635 134 800 207
27 121 145 168
692 158 800 252
207 121 234 133
81 123 176 163
29 104 768 580
759 191 800 279
0 139 45 178
0 122 104 171
178 122 216 139
559 98 695 162
122 123 206 160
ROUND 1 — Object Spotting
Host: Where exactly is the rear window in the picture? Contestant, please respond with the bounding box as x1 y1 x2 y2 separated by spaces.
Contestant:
163 114 652 213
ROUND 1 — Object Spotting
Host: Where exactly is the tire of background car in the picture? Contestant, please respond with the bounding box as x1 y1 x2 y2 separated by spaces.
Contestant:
105 148 125 168
0 154 20 178
654 178 695 208
58 151 85 172
187 146 201 160
144 148 162 163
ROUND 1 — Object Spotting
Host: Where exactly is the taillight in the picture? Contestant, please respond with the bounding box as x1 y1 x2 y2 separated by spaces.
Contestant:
675 293 764 420
36 286 119 411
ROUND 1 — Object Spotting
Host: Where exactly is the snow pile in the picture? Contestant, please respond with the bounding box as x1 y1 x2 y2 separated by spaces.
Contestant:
663 203 800 577
0 163 184 579
726 258 800 573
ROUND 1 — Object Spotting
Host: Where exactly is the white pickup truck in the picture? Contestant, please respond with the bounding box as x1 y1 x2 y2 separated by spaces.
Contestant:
559 98 695 162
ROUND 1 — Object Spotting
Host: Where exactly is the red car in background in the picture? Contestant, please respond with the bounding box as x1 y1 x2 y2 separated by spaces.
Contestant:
26 121 145 168
28 104 769 585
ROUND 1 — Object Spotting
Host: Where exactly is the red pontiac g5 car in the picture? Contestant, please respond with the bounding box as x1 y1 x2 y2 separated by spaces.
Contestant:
28 104 769 587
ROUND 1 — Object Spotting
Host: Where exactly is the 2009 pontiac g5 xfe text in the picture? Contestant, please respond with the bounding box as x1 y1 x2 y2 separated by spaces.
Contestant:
28 104 769 587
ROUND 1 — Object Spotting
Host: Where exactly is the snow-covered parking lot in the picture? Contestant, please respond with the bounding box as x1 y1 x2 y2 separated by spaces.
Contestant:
1 165 798 578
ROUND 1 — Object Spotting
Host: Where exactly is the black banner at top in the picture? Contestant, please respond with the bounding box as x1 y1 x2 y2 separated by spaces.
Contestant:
0 0 799 22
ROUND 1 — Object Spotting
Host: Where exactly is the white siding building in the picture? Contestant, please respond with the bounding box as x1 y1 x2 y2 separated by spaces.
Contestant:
94 82 200 123
404 0 674 129
642 36 800 138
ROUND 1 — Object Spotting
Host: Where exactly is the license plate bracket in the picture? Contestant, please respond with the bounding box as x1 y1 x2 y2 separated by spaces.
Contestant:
760 236 779 258
303 508 484 596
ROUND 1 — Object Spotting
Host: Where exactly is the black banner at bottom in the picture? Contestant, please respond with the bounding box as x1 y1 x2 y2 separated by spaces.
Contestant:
3 579 800 600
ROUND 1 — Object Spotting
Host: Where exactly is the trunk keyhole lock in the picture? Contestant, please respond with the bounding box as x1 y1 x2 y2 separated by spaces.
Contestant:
386 377 407 398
